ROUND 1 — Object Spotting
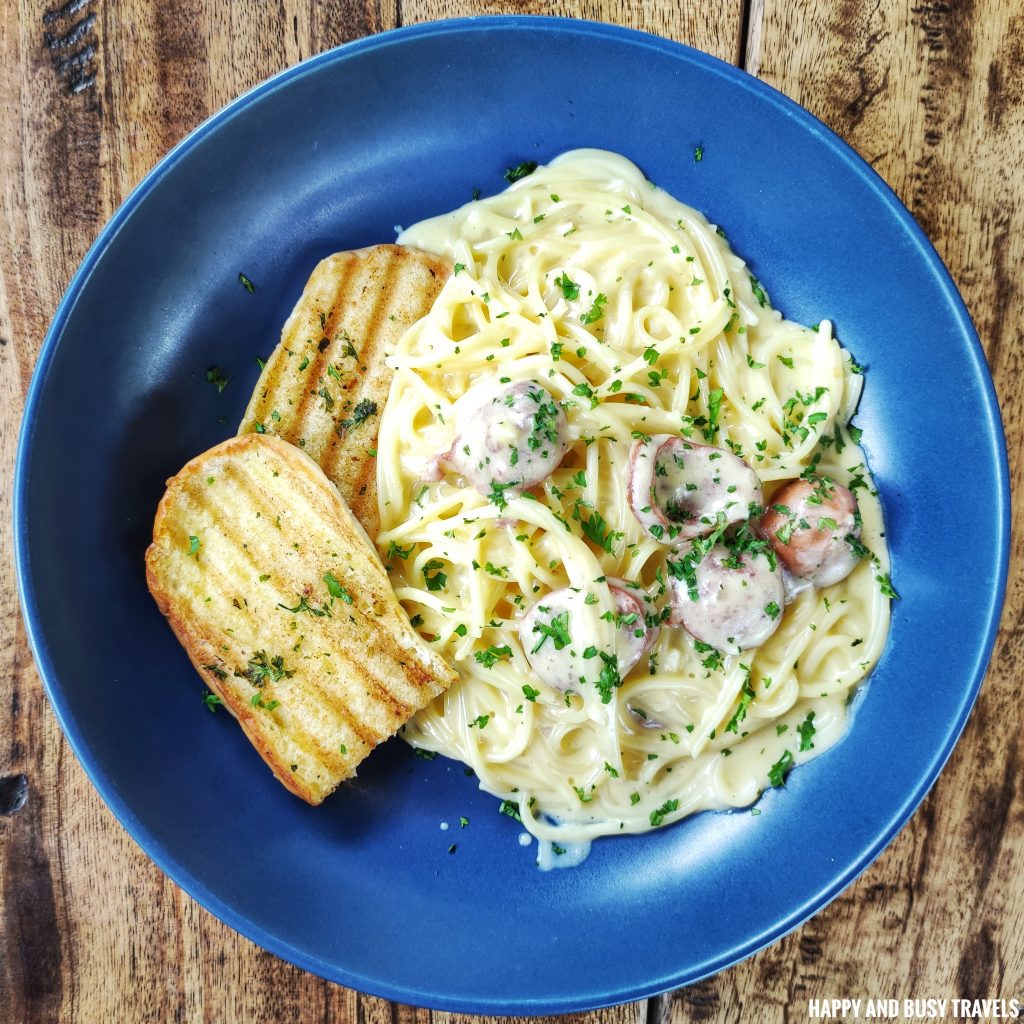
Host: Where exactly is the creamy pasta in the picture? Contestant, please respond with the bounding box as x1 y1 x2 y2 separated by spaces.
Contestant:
377 150 891 863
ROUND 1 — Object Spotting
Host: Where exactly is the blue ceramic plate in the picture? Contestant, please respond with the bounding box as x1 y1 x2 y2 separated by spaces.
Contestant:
15 17 1008 1014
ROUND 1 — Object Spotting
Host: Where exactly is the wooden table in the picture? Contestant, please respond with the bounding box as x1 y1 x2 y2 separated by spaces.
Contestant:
2 1 1021 1021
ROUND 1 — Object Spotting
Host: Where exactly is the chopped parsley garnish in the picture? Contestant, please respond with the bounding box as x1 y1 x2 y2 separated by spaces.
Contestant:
579 510 622 553
413 747 438 760
764 601 781 620
666 513 728 601
522 683 540 702
238 272 256 293
531 610 571 653
778 354 795 369
474 645 513 669
845 534 871 560
187 535 201 558
422 559 448 591
694 640 724 672
205 366 230 392
749 273 768 307
499 799 522 821
703 387 724 441
554 273 580 301
387 541 414 561
488 480 512 511
797 711 817 751
338 399 377 433
694 145 704 162
650 798 679 827
202 690 223 712
580 293 608 325
768 749 794 787
725 677 756 734
594 651 620 704
242 650 294 687
203 663 227 681
504 160 538 183
527 390 563 451
875 572 899 599
278 595 329 617
323 572 353 604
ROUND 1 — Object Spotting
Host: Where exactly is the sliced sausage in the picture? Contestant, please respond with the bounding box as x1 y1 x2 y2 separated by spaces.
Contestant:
518 582 658 695
444 379 569 497
668 545 784 656
627 435 762 545
757 477 861 588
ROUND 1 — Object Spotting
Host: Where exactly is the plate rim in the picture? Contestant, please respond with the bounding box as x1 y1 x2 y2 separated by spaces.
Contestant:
13 14 1011 1014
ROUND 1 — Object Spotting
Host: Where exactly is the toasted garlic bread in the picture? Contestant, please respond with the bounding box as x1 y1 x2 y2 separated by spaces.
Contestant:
145 432 458 804
238 245 450 540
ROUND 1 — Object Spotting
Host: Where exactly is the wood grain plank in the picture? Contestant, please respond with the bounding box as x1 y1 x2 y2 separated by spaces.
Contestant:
399 0 743 61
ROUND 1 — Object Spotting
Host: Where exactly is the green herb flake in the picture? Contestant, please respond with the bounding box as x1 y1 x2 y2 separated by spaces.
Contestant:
338 399 377 433
499 799 522 821
768 749 794 787
530 610 571 653
797 711 817 751
580 293 608 325
504 160 538 183
324 572 354 604
205 366 230 392
554 273 580 301
423 559 448 592
242 650 294 687
650 798 679 827
474 645 513 669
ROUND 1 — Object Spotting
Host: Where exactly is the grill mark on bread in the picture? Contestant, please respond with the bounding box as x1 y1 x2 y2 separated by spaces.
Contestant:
312 253 394 457
319 256 400 494
318 257 359 362
291 257 359 430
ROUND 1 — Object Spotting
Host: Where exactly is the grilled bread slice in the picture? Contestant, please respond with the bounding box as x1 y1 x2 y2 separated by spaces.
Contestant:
238 245 451 540
145 432 458 804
